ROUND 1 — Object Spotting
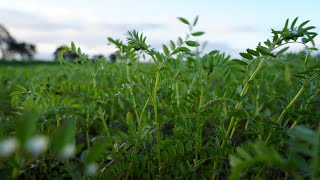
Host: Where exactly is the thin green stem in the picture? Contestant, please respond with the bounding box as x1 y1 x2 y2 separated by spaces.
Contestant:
255 85 261 117
311 125 320 179
126 61 140 121
100 115 113 143
187 77 196 106
175 81 180 107
265 84 306 144
213 58 263 161
125 99 150 180
138 98 150 129
279 86 306 125
12 154 19 178
264 51 318 144
125 161 133 180
153 71 162 179
229 57 267 138
289 88 320 130
56 114 60 127
86 113 91 150
193 83 204 180
212 57 267 178
92 75 96 89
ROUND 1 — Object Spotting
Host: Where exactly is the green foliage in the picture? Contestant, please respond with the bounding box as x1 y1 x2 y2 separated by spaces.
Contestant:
16 96 40 145
229 141 285 179
229 125 320 179
0 16 319 179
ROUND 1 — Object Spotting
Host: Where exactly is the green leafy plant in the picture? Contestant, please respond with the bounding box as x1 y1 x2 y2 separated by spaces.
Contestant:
0 16 318 179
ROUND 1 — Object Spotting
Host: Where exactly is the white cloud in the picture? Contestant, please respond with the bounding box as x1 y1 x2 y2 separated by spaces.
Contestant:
1 8 172 60
1 4 319 61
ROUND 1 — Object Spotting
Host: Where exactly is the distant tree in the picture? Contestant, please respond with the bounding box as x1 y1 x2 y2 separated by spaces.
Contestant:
92 53 117 63
0 24 36 60
92 54 105 60
53 45 78 61
0 24 13 59
91 54 105 63
109 53 117 62
6 41 36 59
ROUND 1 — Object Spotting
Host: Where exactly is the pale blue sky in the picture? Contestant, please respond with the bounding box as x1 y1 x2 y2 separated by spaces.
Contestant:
0 0 319 60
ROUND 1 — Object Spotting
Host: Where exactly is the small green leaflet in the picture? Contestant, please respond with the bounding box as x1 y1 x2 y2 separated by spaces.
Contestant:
191 31 205 36
303 26 316 31
256 47 276 58
290 17 299 30
178 47 191 52
169 40 176 50
162 44 170 56
228 59 248 66
309 47 318 51
298 20 310 29
186 40 200 47
209 50 219 56
246 49 260 57
178 17 190 25
276 46 289 56
239 52 253 60
177 37 183 46
16 84 27 92
283 18 289 31
71 42 77 53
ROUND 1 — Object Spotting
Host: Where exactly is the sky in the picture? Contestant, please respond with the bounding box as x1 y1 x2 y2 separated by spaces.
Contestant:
0 0 319 60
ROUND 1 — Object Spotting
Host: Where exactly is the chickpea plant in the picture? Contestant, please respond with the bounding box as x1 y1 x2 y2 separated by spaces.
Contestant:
0 16 318 179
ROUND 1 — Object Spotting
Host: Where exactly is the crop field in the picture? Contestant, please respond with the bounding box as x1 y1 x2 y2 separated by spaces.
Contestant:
0 17 319 179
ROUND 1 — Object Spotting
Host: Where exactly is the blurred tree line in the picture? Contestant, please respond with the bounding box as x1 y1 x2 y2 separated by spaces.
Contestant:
53 45 117 63
0 24 117 62
0 24 36 60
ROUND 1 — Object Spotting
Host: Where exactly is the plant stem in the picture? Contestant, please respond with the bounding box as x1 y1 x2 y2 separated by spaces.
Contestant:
92 75 96 89
126 61 140 121
126 100 150 180
265 84 306 144
125 99 151 179
12 153 20 178
193 83 204 179
126 155 134 180
100 115 113 143
212 57 266 179
255 86 261 117
153 71 162 179
86 113 91 150
175 81 180 107
138 98 150 129
311 125 320 179
289 88 320 130
187 77 196 106
229 57 266 138
278 86 306 125
56 114 60 127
